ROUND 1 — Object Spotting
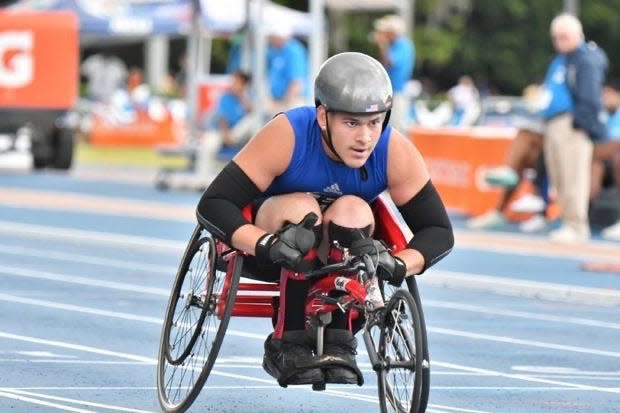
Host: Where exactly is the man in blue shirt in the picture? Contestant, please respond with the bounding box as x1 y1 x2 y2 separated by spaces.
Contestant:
543 13 608 243
372 14 415 132
593 80 620 240
199 71 256 162
197 52 453 386
266 25 308 116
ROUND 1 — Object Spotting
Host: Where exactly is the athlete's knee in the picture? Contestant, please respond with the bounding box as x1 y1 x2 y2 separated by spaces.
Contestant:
256 193 322 231
324 195 374 229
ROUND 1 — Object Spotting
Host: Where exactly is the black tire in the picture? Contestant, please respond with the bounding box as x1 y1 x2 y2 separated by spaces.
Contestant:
382 278 431 412
403 277 430 413
31 127 49 169
51 127 74 170
157 226 242 413
377 289 424 413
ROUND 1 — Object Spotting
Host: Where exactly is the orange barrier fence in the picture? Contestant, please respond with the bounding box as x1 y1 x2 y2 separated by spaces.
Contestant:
410 126 517 217
89 112 184 147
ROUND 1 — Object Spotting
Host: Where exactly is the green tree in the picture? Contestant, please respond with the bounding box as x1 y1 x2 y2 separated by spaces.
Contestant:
267 0 620 94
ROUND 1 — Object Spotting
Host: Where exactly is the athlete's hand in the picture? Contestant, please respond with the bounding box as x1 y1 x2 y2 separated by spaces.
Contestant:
255 212 318 271
350 238 407 286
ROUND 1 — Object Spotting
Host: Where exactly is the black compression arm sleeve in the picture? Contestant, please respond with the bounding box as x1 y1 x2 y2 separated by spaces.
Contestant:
196 161 262 244
397 180 454 274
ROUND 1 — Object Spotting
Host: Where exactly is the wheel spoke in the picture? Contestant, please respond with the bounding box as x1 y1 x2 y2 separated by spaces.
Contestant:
377 289 425 413
158 230 241 412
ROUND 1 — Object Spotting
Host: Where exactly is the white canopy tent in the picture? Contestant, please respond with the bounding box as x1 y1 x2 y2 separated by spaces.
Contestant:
188 0 411 130
160 0 412 189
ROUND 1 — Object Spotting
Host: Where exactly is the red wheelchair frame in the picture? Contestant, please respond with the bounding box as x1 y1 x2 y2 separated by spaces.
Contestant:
220 196 408 319
157 196 430 413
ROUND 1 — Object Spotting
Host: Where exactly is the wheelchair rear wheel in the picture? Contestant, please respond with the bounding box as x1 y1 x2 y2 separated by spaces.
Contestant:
377 289 425 413
157 226 242 412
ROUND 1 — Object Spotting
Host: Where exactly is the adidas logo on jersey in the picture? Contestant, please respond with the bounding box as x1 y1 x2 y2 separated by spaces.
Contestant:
323 182 342 195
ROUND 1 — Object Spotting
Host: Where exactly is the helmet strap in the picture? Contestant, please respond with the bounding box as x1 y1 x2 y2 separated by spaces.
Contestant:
322 111 343 162
382 109 391 132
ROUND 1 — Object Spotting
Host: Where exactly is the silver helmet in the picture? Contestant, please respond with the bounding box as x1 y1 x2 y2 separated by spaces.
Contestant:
314 52 393 114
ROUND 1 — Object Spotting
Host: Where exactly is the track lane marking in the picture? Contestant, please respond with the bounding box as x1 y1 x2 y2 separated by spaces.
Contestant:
433 361 620 395
0 221 185 251
2 389 154 413
0 244 176 274
429 326 620 358
424 299 620 329
0 390 96 413
0 265 170 296
422 270 620 307
1 293 618 360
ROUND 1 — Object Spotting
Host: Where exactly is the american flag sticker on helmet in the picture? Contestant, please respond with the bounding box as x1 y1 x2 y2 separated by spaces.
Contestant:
365 104 379 112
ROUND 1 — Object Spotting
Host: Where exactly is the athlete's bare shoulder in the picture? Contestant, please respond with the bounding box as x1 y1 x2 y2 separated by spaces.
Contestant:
233 114 295 191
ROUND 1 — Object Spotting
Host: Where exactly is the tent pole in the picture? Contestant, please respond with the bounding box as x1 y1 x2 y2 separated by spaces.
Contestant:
186 0 201 147
251 0 267 130
309 0 325 105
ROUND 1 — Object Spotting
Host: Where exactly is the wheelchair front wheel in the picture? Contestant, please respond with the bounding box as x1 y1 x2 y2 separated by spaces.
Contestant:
377 289 425 413
157 226 241 413
382 277 431 412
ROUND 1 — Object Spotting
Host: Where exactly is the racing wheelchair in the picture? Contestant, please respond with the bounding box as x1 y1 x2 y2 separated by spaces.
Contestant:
156 196 430 413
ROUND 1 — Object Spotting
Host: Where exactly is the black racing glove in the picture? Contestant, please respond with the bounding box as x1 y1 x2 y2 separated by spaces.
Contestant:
255 212 318 272
349 238 407 286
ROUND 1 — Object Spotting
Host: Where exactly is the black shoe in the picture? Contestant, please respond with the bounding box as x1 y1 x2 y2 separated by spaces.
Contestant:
262 331 323 386
323 329 362 385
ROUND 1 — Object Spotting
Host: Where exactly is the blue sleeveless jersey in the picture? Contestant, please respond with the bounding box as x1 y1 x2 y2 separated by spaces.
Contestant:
264 106 391 203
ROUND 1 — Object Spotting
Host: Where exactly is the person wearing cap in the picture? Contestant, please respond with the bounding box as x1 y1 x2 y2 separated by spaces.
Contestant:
196 52 453 387
266 24 308 115
372 14 415 132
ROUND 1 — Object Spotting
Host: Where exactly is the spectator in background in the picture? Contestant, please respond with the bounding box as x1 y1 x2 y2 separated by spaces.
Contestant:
266 24 308 116
467 84 551 233
591 79 620 201
372 14 415 132
447 75 481 126
201 70 255 158
466 128 548 232
593 79 620 240
81 51 127 104
174 53 188 98
126 67 144 93
544 13 608 243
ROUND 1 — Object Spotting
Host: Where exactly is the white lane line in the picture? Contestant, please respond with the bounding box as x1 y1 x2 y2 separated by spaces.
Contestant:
422 269 620 307
424 299 620 330
0 265 170 296
0 332 154 363
0 244 177 275
2 222 619 306
0 359 150 365
0 292 165 324
3 292 619 362
433 361 620 395
0 220 185 251
0 331 472 412
429 326 620 358
3 329 620 398
0 387 159 391
2 389 154 413
0 390 95 413
428 404 492 413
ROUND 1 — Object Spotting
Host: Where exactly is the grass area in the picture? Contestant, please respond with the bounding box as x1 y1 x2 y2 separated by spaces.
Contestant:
76 141 189 169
